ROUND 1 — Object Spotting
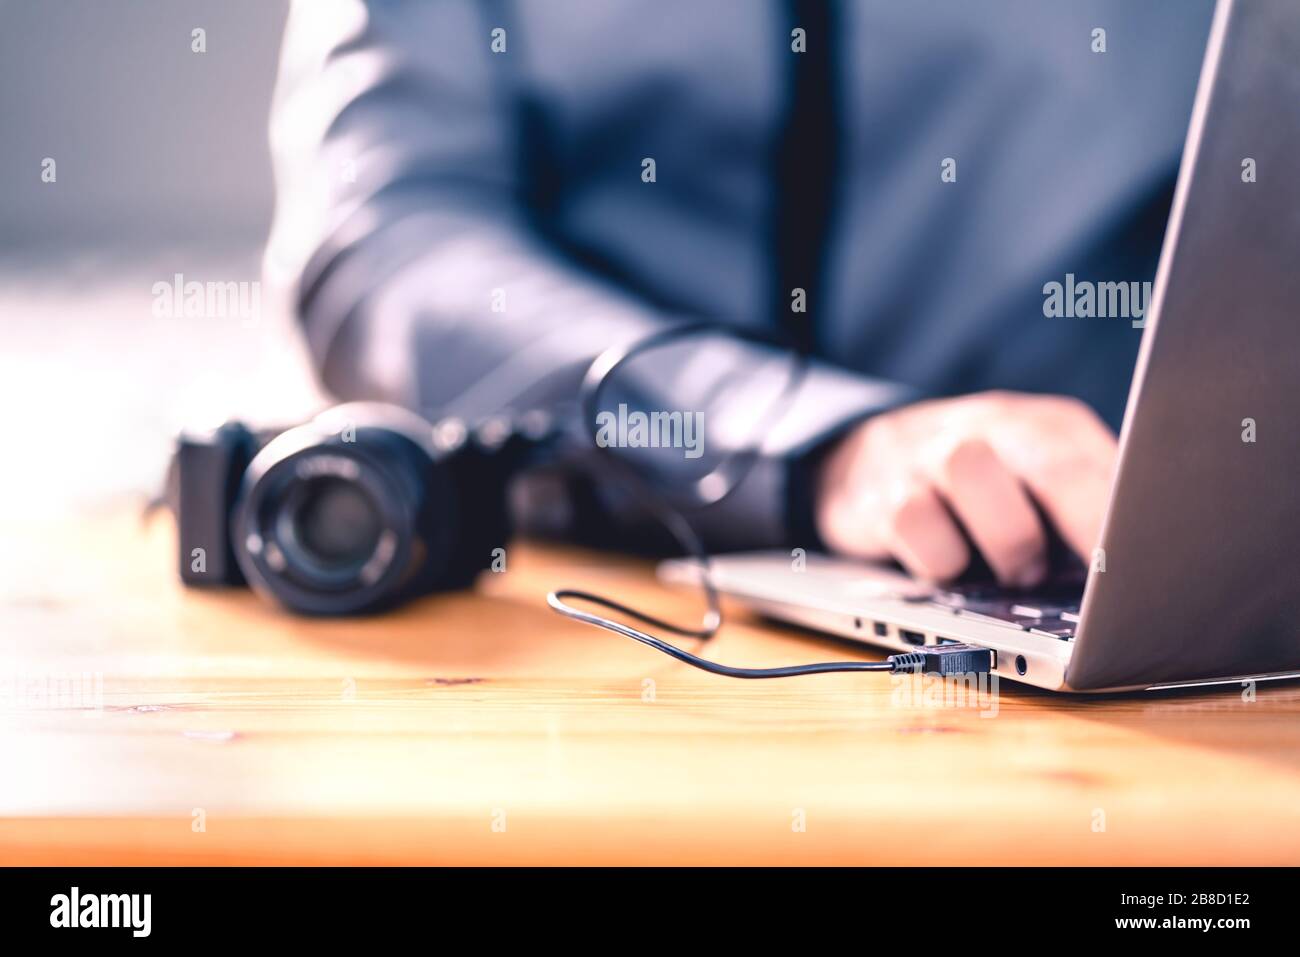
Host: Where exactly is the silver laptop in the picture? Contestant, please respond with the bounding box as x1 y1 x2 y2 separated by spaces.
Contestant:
662 0 1300 693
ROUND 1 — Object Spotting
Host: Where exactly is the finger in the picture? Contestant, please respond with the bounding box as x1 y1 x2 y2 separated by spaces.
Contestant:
1016 459 1113 563
927 437 1048 587
813 425 899 561
816 486 893 561
879 480 971 582
991 414 1117 563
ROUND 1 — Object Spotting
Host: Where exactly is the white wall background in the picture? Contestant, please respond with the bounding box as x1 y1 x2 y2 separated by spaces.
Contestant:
0 0 289 250
0 1 326 519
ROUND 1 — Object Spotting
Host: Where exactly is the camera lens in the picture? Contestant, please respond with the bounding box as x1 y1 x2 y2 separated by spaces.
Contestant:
284 477 382 569
232 404 459 615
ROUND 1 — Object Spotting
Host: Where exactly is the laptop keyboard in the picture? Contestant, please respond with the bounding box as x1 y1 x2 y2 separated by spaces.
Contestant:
919 582 1084 641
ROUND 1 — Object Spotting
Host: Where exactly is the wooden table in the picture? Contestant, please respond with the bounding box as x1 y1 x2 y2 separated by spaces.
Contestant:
2 507 1299 865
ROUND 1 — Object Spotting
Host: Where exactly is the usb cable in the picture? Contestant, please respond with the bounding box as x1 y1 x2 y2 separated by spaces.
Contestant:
549 327 994 682
547 588 994 679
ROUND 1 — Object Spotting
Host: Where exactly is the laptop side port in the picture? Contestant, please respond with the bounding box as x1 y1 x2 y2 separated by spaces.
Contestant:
899 629 925 646
873 621 888 637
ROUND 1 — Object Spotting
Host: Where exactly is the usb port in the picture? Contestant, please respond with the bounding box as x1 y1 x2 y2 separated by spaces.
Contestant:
899 629 925 646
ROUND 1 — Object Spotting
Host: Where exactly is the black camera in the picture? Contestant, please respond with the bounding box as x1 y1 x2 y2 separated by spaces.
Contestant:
170 403 524 615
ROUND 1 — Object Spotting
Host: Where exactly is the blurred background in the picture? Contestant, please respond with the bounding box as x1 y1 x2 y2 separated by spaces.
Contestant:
0 0 318 520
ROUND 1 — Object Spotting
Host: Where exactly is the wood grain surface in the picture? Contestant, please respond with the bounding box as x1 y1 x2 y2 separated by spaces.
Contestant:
2 507 1299 865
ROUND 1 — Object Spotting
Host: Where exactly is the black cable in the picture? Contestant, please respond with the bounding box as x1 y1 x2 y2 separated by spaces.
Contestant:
547 589 894 678
549 324 940 679
547 326 998 681
557 322 801 658
577 321 808 509
547 584 993 680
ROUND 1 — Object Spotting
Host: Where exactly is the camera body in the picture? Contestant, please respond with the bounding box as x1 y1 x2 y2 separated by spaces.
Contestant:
171 403 521 615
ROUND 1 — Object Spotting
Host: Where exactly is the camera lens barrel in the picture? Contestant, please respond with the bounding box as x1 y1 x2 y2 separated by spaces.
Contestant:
231 405 458 615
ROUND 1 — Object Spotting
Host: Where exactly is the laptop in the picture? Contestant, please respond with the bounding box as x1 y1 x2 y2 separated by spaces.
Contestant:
661 0 1300 693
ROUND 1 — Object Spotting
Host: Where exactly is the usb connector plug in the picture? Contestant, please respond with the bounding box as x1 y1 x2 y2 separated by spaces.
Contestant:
886 643 995 676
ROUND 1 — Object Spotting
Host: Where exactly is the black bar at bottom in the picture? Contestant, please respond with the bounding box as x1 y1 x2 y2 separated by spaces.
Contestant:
0 866 1281 942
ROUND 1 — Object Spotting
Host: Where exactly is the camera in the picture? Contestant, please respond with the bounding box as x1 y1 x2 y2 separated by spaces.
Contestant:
169 403 525 615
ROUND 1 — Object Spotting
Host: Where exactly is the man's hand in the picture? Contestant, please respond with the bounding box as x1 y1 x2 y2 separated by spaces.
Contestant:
814 391 1118 588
